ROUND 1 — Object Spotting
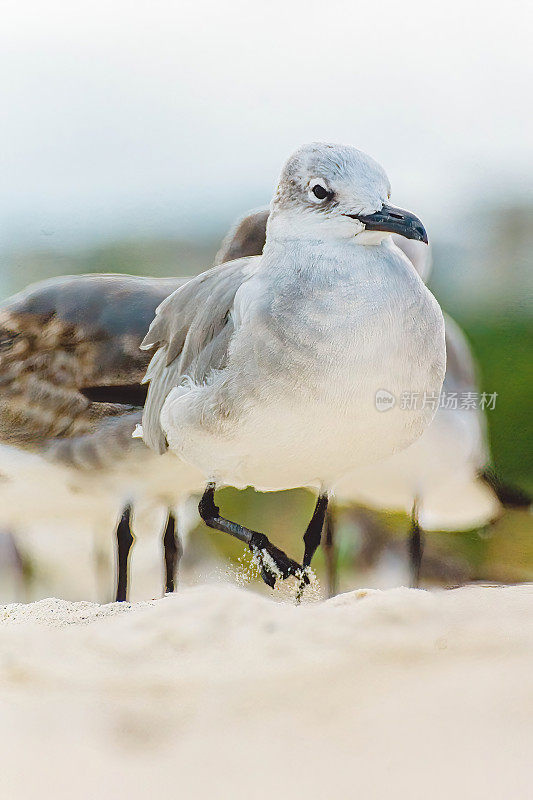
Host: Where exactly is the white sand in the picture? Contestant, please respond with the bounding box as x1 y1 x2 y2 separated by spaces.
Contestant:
2 583 532 799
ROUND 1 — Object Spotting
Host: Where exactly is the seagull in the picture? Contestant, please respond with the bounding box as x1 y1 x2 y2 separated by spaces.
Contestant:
0 274 204 601
214 206 530 593
140 142 446 589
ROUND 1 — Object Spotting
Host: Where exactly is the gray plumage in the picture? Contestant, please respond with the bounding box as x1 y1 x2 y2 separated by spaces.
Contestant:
141 258 256 453
140 204 428 458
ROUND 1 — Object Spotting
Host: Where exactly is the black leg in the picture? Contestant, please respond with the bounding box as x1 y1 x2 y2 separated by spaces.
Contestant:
408 500 424 589
303 493 329 568
198 482 304 589
116 505 134 602
323 505 338 598
294 493 329 602
163 511 183 593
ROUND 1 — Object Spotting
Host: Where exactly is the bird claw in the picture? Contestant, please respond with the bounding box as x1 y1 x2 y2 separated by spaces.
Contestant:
249 534 304 589
295 567 312 603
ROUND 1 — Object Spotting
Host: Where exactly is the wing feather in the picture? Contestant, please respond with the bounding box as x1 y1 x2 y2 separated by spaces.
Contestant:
141 257 258 454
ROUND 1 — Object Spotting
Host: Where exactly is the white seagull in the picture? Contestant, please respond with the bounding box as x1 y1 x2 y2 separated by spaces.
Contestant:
140 142 446 589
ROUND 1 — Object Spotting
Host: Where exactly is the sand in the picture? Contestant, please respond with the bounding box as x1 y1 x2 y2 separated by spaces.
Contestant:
2 582 532 799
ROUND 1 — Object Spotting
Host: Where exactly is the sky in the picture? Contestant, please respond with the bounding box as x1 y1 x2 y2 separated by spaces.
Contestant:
1 0 532 251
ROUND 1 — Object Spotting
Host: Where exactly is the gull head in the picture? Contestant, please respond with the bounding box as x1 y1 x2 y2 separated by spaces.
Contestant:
269 142 428 245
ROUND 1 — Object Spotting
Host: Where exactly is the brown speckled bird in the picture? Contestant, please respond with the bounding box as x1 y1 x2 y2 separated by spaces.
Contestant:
0 274 206 601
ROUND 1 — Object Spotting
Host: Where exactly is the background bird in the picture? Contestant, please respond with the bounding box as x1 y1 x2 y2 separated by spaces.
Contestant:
0 274 204 601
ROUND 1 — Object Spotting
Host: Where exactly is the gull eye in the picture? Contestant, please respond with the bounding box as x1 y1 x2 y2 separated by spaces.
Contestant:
312 184 329 200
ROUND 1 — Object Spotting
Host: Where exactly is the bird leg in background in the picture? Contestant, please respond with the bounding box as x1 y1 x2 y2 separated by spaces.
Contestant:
163 511 183 593
116 505 134 602
322 506 338 598
408 499 424 588
198 482 305 589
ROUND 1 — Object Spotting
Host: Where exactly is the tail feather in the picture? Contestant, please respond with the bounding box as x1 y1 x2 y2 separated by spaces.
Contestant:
141 349 178 455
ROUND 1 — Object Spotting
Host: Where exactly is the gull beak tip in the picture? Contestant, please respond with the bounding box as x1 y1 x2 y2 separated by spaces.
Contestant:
350 204 429 245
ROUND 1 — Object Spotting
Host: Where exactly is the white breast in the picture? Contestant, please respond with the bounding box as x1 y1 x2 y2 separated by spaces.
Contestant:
162 239 446 492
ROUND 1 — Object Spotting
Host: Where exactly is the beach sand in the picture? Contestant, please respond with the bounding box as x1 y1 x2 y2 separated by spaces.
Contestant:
2 582 532 799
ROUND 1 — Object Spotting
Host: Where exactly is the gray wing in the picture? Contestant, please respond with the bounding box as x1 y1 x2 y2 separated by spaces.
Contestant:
0 274 185 449
141 257 258 454
214 207 269 265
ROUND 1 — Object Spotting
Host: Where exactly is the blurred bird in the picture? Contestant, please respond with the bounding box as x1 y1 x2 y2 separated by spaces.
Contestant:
332 320 531 593
0 275 204 601
139 142 445 591
334 316 500 588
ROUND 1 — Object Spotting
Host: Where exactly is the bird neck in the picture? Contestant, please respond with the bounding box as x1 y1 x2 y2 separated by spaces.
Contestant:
266 208 389 250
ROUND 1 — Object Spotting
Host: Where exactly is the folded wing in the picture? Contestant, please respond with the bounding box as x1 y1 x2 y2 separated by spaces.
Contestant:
141 257 258 454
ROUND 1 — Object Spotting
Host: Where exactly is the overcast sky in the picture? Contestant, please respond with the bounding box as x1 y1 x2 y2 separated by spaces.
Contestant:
1 0 532 250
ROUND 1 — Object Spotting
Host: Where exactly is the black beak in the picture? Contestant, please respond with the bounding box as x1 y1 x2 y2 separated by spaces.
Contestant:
346 203 428 244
